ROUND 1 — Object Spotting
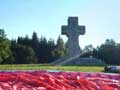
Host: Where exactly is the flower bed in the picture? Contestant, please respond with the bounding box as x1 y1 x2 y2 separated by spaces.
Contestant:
0 71 119 90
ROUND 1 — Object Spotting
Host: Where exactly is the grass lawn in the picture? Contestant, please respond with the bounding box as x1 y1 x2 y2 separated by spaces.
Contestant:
0 64 104 72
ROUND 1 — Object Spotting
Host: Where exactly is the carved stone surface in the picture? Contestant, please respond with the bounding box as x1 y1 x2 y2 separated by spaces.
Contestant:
61 17 85 57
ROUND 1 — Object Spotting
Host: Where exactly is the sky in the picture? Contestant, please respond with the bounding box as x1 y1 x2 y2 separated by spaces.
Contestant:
0 0 120 48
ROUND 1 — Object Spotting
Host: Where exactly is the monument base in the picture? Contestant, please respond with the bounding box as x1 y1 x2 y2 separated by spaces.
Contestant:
52 55 105 66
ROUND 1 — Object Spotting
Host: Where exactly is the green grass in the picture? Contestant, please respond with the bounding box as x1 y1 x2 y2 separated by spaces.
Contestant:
0 64 104 72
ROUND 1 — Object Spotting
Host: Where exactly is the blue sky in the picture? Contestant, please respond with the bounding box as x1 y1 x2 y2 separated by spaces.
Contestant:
0 0 120 48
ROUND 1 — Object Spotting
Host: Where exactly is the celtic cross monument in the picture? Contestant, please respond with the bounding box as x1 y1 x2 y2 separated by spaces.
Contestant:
61 17 85 57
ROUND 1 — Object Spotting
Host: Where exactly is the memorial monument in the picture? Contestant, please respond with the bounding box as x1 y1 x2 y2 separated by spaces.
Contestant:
61 17 85 57
52 16 105 65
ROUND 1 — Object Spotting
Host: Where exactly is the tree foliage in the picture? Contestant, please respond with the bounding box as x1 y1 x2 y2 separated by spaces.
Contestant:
96 39 120 65
11 44 37 64
1 29 120 65
7 32 66 64
52 36 66 59
84 39 120 65
0 29 11 63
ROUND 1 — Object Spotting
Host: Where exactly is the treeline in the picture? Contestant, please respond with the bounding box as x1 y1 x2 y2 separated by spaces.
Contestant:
0 29 66 64
81 39 120 65
0 29 120 65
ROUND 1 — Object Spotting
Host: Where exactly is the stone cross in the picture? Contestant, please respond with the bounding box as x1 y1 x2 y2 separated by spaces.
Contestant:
61 17 85 57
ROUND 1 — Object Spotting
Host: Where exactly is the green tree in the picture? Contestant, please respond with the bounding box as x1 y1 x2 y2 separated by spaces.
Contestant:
32 32 39 49
105 39 116 46
82 44 94 57
17 36 23 45
11 44 37 64
17 35 31 46
31 32 39 58
38 36 48 63
47 39 55 62
0 29 11 63
97 39 119 64
52 36 66 59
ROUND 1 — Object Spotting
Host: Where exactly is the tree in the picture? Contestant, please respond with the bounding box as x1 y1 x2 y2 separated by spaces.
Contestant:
84 45 93 52
0 29 6 38
47 39 55 62
31 32 39 49
23 35 31 46
0 29 12 63
31 32 39 61
17 36 23 45
52 36 66 59
38 36 48 63
81 44 94 57
11 44 37 64
105 39 116 46
17 35 31 46
97 39 119 64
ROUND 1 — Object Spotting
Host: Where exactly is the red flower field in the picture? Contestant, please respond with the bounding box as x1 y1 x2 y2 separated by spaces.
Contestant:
0 71 119 90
